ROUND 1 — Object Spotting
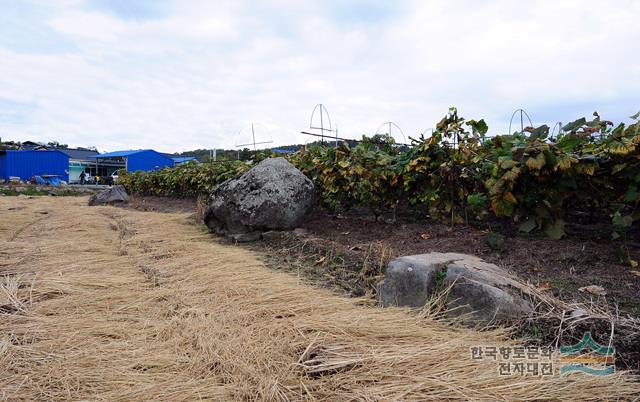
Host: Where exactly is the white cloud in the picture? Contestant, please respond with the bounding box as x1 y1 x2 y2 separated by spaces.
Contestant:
49 11 127 41
0 0 638 152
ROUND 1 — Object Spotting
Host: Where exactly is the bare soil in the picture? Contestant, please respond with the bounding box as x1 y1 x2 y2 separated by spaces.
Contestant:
126 196 640 316
299 209 640 314
123 194 198 214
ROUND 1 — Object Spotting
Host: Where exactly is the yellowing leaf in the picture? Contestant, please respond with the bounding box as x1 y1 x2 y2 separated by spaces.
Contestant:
491 198 515 216
500 159 518 169
609 142 632 155
612 163 627 174
503 192 517 204
525 153 546 170
502 167 521 182
555 155 577 171
578 285 607 296
578 164 596 175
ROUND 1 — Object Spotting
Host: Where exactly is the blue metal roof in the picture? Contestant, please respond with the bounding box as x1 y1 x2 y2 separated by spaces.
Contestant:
172 156 196 163
90 149 174 172
92 150 152 158
272 148 296 154
59 148 99 161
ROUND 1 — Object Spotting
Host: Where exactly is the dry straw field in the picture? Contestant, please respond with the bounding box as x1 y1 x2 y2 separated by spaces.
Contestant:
1 196 638 401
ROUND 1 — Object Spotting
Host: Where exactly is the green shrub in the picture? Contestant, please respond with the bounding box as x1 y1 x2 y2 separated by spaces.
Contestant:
119 108 640 251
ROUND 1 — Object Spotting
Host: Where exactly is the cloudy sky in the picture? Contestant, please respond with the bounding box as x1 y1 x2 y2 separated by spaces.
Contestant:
1 0 638 152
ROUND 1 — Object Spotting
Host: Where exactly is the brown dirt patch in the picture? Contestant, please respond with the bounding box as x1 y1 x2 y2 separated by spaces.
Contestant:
123 195 197 214
288 209 640 314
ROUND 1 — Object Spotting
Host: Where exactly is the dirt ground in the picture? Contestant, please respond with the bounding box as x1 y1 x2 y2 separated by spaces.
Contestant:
2 195 638 400
298 209 640 314
127 196 640 315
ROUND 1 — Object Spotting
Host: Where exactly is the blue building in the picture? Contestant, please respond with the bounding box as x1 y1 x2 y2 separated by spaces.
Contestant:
0 150 69 182
272 147 298 154
170 156 197 165
92 149 174 173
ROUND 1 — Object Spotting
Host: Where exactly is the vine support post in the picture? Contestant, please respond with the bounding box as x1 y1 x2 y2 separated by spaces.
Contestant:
309 104 334 146
235 123 273 160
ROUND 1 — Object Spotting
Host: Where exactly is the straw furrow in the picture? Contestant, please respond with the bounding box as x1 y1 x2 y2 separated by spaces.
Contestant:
0 196 637 401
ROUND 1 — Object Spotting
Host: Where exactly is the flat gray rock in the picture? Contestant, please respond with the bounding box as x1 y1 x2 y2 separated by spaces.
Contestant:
378 253 533 324
88 185 129 206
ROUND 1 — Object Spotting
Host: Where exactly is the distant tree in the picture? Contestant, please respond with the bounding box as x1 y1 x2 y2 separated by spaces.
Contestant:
0 139 19 150
47 141 69 149
238 148 252 160
176 143 309 163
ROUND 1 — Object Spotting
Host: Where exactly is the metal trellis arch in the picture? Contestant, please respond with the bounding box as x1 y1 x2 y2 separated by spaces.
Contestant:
375 121 406 145
309 104 335 145
508 108 533 135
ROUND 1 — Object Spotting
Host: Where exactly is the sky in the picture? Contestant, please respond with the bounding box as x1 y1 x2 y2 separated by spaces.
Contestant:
0 0 639 153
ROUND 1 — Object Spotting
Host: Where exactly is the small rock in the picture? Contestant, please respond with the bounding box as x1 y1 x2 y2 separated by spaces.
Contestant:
88 185 129 206
229 231 262 243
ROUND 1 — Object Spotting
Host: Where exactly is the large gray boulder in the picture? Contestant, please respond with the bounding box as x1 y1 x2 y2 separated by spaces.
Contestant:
204 158 314 237
378 253 533 324
88 185 129 206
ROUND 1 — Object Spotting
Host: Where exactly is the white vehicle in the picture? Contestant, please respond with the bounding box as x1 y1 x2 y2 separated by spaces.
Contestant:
81 173 94 184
